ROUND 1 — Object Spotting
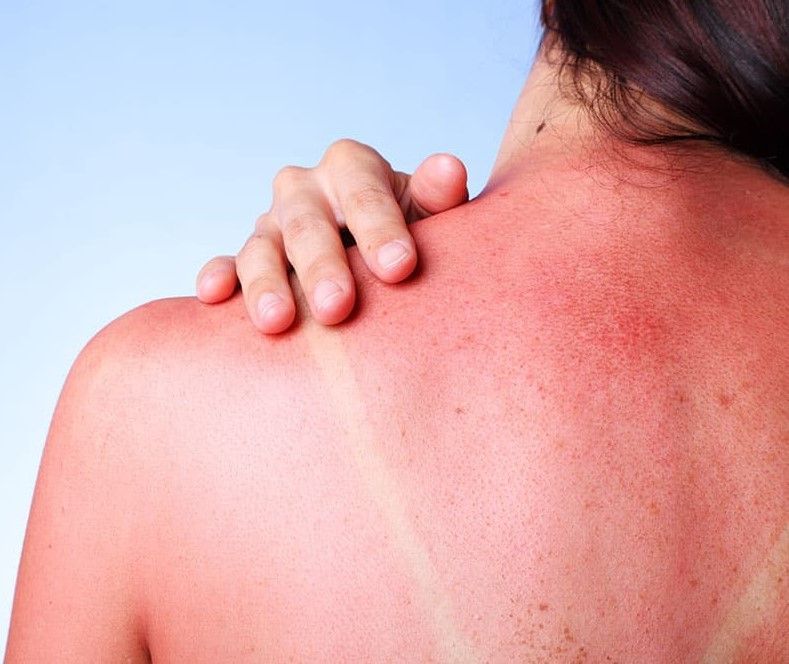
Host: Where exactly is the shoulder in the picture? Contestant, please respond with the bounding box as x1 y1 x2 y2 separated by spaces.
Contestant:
72 294 310 401
31 293 324 522
8 294 322 658
60 294 343 470
37 295 261 503
4 299 226 660
80 295 257 369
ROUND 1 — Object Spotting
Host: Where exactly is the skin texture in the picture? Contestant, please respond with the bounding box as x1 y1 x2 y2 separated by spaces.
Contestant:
196 147 469 333
8 50 789 661
7 140 788 662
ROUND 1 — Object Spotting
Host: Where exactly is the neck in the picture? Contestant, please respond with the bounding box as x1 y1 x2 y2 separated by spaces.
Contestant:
485 52 595 189
483 50 784 196
475 51 788 253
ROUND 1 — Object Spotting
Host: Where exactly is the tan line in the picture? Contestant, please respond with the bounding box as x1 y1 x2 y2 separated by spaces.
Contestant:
701 523 788 663
302 320 480 664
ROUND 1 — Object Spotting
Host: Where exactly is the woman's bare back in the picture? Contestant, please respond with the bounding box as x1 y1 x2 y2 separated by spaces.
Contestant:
8 154 787 662
135 154 788 661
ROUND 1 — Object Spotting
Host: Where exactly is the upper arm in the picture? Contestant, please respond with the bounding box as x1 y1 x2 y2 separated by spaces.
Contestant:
6 311 153 662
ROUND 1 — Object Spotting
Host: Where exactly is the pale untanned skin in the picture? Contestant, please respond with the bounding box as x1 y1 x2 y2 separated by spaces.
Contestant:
8 56 789 662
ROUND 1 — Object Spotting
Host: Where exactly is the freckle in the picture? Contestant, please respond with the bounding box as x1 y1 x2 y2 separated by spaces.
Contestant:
539 603 549 611
647 500 660 515
454 406 465 415
564 626 576 642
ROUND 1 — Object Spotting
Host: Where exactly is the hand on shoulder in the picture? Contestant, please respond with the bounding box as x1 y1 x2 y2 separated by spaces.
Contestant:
195 139 468 333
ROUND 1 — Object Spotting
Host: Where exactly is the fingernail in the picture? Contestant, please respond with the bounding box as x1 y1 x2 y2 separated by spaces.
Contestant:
377 240 410 269
258 292 285 325
314 279 344 311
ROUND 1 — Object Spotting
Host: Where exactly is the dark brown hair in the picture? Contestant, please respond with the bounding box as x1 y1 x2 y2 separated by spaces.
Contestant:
541 0 788 180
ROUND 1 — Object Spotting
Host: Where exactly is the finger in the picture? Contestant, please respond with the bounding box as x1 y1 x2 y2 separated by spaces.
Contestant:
324 151 417 284
196 256 239 303
236 219 297 334
399 153 469 221
274 171 356 326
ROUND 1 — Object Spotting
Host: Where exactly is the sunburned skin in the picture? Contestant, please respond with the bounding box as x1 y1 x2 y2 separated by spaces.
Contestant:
7 138 787 662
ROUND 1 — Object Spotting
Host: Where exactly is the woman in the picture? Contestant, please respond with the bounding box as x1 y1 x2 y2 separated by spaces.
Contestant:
8 1 787 661
196 2 788 337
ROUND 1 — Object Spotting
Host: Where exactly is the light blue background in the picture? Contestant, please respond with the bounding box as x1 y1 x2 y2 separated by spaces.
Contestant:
0 0 541 649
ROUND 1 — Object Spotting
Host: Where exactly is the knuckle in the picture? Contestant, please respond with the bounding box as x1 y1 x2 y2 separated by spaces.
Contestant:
239 234 280 272
254 214 285 246
304 254 342 285
236 237 262 279
254 213 269 234
272 165 306 193
325 138 362 162
348 184 391 214
281 211 324 244
246 273 279 298
240 233 264 256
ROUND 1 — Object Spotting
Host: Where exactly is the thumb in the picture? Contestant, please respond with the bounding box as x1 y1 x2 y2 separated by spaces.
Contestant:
399 153 469 221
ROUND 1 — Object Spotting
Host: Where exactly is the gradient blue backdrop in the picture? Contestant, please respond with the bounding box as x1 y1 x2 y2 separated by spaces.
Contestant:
0 0 542 648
